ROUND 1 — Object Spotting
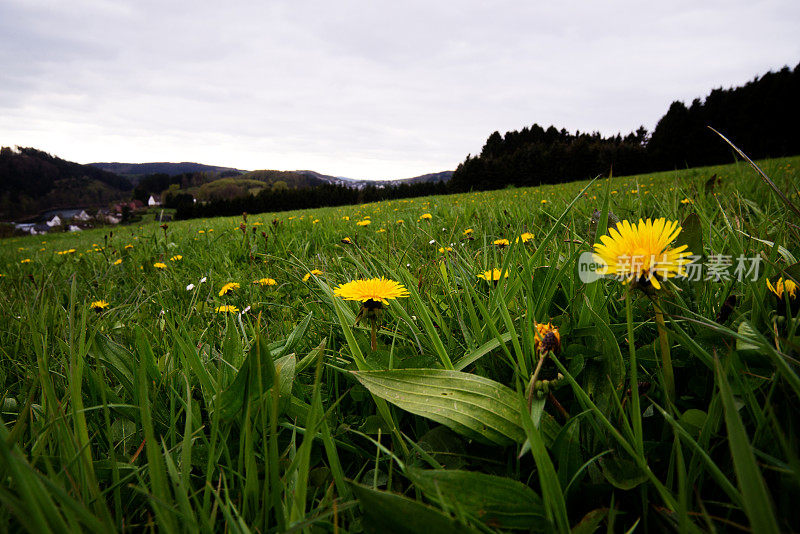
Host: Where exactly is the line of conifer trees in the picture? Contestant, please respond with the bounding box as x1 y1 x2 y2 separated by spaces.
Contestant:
173 181 448 219
448 63 799 192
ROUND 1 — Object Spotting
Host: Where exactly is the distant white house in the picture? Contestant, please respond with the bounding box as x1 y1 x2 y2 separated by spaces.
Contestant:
46 215 62 227
148 195 161 206
73 210 91 222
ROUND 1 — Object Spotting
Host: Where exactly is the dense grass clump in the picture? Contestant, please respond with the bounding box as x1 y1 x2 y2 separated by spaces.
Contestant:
1 156 799 532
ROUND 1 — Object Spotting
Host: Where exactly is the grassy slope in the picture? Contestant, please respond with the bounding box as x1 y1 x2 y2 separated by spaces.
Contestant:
0 155 799 532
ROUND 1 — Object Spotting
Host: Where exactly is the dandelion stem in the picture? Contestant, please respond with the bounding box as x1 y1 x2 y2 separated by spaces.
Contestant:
625 287 644 456
526 351 548 412
653 296 675 404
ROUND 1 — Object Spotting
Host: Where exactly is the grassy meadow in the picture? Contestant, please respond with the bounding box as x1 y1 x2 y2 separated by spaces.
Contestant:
1 155 800 533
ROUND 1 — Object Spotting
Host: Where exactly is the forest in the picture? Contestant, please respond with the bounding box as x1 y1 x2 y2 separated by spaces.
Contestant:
448 63 800 191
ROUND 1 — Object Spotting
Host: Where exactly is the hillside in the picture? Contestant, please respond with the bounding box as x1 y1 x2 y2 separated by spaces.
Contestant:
90 161 244 182
0 147 133 221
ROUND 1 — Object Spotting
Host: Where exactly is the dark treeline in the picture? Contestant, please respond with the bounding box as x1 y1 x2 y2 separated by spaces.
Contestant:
449 63 800 191
0 147 133 220
174 181 449 219
0 147 132 197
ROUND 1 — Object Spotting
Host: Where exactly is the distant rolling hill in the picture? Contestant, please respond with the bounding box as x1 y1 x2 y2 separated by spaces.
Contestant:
1 147 133 221
90 161 452 189
191 169 453 201
90 162 245 182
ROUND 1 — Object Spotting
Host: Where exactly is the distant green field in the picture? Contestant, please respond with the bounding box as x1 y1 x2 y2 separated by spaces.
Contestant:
1 155 799 532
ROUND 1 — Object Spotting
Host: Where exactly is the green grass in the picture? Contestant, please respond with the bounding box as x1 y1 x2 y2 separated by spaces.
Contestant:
1 155 799 532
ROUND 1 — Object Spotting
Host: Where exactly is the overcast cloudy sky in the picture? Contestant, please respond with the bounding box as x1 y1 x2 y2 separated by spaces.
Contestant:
1 0 798 179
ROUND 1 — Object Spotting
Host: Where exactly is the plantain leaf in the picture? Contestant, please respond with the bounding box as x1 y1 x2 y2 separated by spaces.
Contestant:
571 508 608 534
407 468 544 530
352 369 525 445
351 483 479 534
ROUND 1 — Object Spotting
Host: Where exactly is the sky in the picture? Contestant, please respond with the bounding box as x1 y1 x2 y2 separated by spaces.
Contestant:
1 1 798 180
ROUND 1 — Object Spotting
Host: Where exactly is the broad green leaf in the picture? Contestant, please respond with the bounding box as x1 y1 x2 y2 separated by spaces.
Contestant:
735 321 760 352
416 426 467 470
353 369 525 445
351 483 479 534
407 468 544 530
571 508 608 534
598 454 647 490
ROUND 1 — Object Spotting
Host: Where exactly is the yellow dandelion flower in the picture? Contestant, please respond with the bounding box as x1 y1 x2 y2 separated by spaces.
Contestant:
113 259 122 265
170 255 182 262
313 219 320 224
396 219 405 224
419 213 432 220
493 239 510 247
219 282 240 296
89 300 110 311
376 228 386 233
254 278 277 286
215 305 240 314
198 230 205 234
20 258 31 264
477 268 509 282
541 200 548 204
343 216 350 220
303 269 323 282
463 228 473 235
124 244 134 249
341 237 353 244
592 218 693 290
357 219 372 226
153 262 167 270
680 198 693 204
518 232 535 243
334 277 410 306
767 277 797 299
438 246 453 253
57 249 76 255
